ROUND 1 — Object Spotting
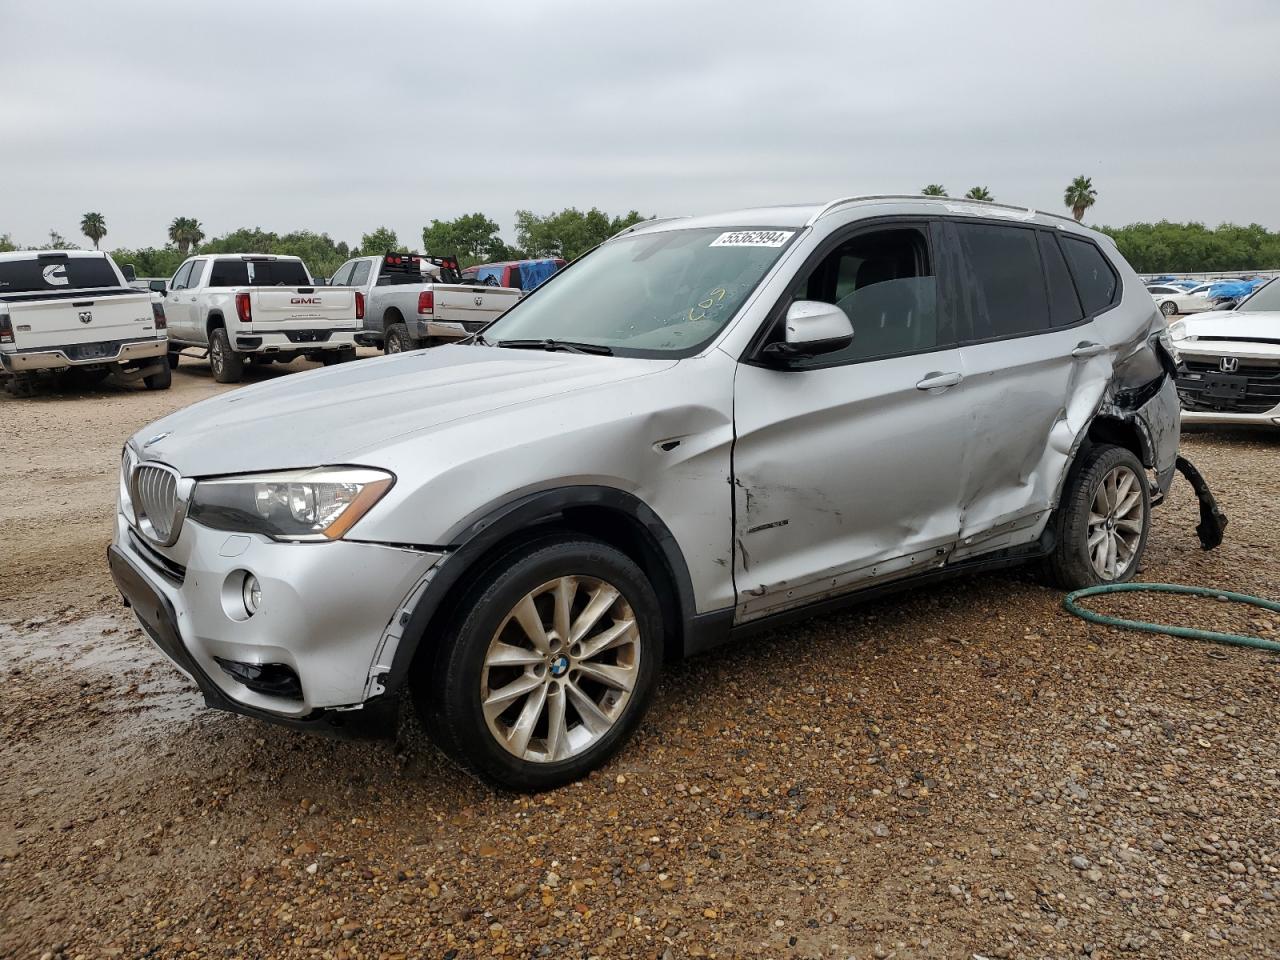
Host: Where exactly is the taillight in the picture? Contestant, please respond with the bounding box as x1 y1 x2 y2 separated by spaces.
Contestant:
0 313 13 344
355 291 365 321
235 292 252 323
151 301 167 330
417 290 434 315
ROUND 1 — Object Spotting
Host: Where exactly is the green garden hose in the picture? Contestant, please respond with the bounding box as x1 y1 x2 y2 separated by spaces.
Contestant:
1063 583 1280 653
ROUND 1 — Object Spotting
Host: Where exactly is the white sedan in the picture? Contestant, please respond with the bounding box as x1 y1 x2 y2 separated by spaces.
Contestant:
1148 283 1217 318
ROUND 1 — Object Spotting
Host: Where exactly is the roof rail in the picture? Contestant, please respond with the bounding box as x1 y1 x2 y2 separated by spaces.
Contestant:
806 195 1082 227
609 216 688 240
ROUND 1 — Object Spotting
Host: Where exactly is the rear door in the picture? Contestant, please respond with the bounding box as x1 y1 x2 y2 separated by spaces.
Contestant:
944 220 1106 560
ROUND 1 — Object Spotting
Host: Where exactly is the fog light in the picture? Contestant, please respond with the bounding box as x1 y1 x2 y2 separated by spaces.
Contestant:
242 573 262 616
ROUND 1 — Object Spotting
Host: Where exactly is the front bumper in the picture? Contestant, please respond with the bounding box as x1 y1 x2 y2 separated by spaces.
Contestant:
1 336 167 372
109 511 442 725
234 328 360 353
1181 409 1280 427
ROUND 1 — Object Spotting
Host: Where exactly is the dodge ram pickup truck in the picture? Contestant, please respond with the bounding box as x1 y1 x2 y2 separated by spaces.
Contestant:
329 253 520 353
0 250 170 396
157 254 364 383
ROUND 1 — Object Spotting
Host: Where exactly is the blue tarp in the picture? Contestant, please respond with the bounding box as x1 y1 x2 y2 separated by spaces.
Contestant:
518 259 559 291
1207 280 1262 300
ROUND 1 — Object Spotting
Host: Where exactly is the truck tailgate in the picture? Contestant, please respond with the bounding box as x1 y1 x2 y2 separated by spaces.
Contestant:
6 289 158 350
432 284 521 325
250 288 358 327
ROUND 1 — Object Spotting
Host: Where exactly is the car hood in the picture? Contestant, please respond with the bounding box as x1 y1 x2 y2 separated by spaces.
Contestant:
1176 310 1280 343
132 346 677 476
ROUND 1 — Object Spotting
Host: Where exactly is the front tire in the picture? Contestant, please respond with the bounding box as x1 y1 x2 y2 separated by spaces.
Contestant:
209 327 244 383
1159 301 1178 318
1045 444 1150 589
415 537 662 791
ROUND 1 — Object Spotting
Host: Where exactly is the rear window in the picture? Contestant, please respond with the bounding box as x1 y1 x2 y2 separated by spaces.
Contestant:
0 255 120 294
209 259 311 287
952 223 1051 340
1060 237 1118 315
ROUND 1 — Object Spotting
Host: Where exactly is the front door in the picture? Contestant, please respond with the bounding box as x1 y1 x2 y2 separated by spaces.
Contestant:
731 220 969 622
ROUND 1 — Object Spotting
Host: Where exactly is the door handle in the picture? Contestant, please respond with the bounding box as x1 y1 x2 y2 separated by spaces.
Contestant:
1071 341 1106 359
915 371 963 391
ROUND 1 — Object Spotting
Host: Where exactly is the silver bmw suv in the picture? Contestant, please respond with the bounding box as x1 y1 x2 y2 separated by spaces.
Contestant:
110 196 1223 790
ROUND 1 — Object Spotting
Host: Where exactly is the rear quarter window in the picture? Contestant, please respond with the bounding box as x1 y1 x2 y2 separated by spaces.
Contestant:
1060 236 1119 315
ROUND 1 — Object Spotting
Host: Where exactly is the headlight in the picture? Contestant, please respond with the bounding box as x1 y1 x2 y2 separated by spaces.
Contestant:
119 446 137 523
187 467 394 541
1167 320 1187 341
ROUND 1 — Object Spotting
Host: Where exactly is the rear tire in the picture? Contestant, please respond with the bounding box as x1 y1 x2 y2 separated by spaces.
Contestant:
385 323 412 354
143 361 172 391
414 537 662 791
167 349 181 369
209 327 244 383
1159 300 1178 318
322 347 357 365
1045 444 1150 589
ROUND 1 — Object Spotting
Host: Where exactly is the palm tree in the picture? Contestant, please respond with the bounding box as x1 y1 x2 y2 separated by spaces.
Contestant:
80 212 107 250
1064 176 1097 222
964 186 994 201
921 184 948 197
168 217 205 255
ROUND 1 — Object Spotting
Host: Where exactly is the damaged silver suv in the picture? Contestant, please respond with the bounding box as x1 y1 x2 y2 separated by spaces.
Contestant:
110 197 1224 790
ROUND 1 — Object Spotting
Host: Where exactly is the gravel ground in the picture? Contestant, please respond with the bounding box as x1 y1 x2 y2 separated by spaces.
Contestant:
2 357 1279 960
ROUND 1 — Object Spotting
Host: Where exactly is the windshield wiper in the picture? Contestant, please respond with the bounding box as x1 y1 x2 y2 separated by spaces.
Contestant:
495 338 614 356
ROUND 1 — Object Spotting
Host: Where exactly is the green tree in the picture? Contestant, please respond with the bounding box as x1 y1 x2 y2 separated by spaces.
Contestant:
422 212 514 266
359 226 404 257
80 212 107 250
0 233 17 253
514 207 650 261
964 186 994 201
921 184 948 197
1064 176 1097 222
46 230 78 250
168 217 205 255
1099 220 1280 273
109 247 186 279
196 227 356 280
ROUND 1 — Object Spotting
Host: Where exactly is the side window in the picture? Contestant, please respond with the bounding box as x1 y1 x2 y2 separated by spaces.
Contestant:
1060 236 1119 315
330 261 354 286
789 225 940 366
952 223 1051 340
1038 233 1084 327
170 261 194 290
185 259 206 289
350 261 372 286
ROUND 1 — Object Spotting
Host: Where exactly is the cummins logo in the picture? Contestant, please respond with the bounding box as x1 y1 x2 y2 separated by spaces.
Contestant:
42 264 69 286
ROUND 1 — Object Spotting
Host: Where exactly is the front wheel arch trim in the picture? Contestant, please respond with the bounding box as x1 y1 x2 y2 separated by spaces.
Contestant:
377 486 699 700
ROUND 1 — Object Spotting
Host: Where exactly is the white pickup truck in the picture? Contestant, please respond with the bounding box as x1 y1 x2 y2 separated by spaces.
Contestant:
328 253 521 353
0 250 170 396
157 254 364 383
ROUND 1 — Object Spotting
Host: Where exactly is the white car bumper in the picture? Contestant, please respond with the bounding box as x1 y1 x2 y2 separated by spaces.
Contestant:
233 328 360 353
1 335 167 372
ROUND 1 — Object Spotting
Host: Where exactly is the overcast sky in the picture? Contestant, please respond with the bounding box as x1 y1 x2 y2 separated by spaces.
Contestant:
3 0 1278 251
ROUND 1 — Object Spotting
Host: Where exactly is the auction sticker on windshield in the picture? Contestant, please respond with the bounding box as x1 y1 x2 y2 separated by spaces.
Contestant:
709 230 794 247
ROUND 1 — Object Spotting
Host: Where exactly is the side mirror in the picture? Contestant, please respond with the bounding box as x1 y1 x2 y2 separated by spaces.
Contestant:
760 300 854 364
121 263 137 282
149 280 168 294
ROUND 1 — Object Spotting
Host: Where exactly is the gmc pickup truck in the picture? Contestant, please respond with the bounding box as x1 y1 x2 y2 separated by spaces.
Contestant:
1 250 170 396
329 253 520 353
156 254 364 383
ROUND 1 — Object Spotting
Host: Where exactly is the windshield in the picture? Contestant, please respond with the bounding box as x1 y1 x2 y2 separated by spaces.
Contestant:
0 255 120 294
482 227 797 356
1237 278 1280 313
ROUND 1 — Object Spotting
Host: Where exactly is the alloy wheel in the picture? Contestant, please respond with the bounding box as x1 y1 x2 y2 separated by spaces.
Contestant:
480 575 640 763
211 338 224 375
1087 464 1144 580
